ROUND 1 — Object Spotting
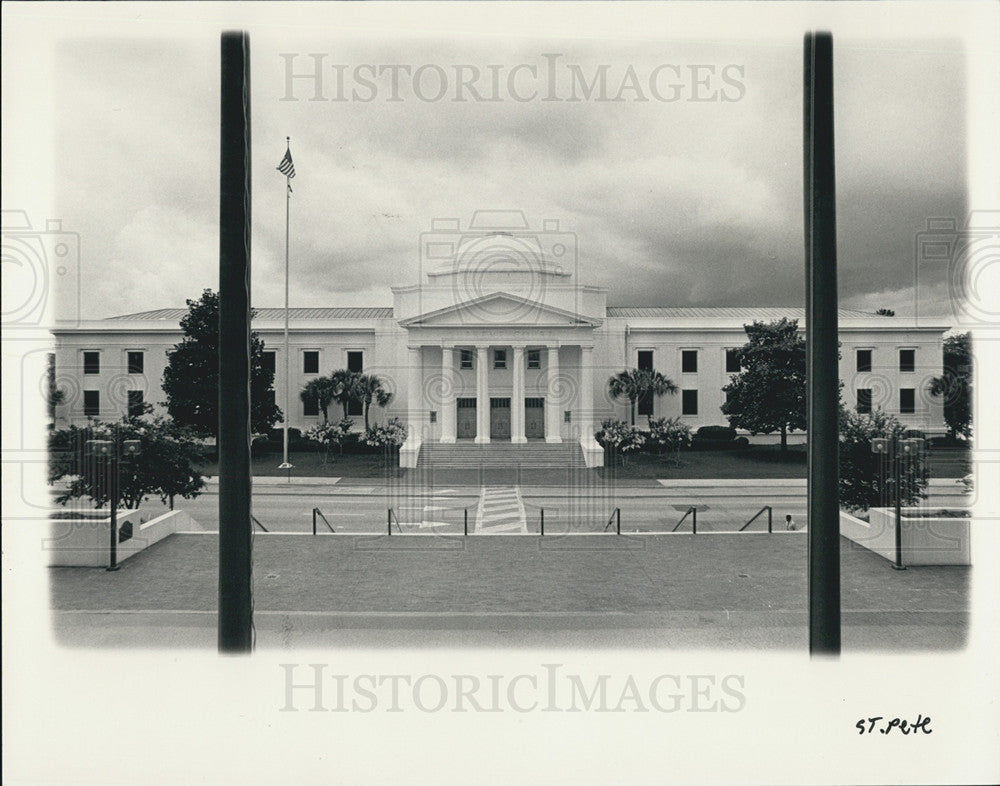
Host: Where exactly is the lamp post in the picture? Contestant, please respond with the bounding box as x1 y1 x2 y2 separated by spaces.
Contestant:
85 438 141 571
871 436 925 570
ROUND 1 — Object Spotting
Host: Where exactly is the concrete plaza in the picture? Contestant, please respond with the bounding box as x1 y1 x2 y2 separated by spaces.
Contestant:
50 530 969 650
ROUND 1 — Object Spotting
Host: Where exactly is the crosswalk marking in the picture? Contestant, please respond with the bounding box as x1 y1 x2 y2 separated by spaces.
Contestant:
475 486 527 534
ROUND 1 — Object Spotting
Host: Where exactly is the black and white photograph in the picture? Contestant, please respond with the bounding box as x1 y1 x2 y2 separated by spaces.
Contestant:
3 2 999 783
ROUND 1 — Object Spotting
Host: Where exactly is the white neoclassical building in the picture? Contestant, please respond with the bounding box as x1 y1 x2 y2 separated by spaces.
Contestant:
52 213 949 468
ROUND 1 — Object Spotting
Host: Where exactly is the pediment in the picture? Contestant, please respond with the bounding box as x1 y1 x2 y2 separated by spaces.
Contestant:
398 292 602 328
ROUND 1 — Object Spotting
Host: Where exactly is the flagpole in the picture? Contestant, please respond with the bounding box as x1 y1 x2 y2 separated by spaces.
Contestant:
280 136 292 475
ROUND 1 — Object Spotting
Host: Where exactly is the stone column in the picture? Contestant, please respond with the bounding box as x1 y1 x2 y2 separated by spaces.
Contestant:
407 346 422 444
440 345 456 443
511 345 526 443
545 345 562 443
579 345 594 442
476 345 490 443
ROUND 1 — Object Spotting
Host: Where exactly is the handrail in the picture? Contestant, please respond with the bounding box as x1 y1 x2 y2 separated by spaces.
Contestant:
603 508 621 534
671 506 697 533
387 507 402 535
312 507 335 534
739 506 772 533
252 515 268 533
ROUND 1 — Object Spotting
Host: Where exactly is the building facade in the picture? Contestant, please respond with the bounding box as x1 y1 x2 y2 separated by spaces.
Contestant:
52 216 948 468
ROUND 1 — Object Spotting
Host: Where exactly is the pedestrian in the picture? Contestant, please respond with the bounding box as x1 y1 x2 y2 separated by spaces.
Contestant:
785 514 798 531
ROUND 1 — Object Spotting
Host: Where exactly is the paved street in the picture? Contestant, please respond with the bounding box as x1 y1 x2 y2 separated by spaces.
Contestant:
174 476 965 535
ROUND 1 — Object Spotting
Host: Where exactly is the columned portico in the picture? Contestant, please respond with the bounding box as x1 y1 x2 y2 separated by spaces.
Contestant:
407 346 422 444
545 346 561 443
440 345 457 443
511 345 527 443
475 345 490 443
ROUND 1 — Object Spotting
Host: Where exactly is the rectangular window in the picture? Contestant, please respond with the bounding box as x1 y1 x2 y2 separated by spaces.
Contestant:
564 410 572 423
460 349 473 369
527 349 541 369
127 390 144 417
347 351 363 373
725 349 741 374
637 350 654 371
83 351 100 375
856 388 872 414
493 349 507 369
429 411 437 424
347 399 363 416
638 391 653 416
261 351 276 374
900 388 916 414
682 389 698 415
303 350 319 374
303 394 319 417
83 390 100 417
681 350 698 374
899 348 915 373
856 349 872 373
127 351 144 375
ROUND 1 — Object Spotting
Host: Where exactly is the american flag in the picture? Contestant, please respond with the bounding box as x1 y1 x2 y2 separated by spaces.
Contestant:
277 146 295 179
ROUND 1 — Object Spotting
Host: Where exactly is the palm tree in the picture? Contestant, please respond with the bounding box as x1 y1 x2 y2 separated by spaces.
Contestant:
607 368 679 425
330 369 361 419
300 377 337 423
355 373 394 430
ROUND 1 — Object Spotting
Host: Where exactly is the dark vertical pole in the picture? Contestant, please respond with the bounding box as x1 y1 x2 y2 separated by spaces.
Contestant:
464 508 468 536
312 508 317 536
107 456 119 571
540 508 545 536
893 442 904 569
692 507 697 534
616 508 620 535
218 31 253 654
805 32 841 655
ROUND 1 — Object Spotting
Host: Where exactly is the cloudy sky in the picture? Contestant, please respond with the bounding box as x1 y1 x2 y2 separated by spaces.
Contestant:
47 20 968 320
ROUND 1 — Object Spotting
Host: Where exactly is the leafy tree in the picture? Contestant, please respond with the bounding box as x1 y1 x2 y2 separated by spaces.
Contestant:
354 373 394 430
300 377 338 424
46 353 64 424
48 405 205 509
838 406 927 512
875 308 895 316
607 369 679 426
721 318 807 453
161 289 282 439
929 331 972 440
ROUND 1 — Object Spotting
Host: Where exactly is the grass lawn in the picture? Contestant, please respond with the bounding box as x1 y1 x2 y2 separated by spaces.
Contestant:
197 444 971 480
599 444 970 480
197 449 404 479
600 446 808 480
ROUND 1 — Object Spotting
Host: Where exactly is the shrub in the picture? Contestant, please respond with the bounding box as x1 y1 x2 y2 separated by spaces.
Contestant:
596 419 646 466
646 417 691 462
363 418 407 450
303 418 354 463
695 425 737 441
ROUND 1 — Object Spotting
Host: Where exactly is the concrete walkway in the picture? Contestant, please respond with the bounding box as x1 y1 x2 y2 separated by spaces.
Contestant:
50 532 968 650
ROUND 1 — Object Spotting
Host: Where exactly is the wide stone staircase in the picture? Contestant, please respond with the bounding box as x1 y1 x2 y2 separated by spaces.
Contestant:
417 441 587 470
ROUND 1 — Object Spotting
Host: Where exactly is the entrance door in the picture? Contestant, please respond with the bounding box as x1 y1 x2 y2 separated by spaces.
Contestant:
490 397 511 439
457 398 477 438
524 397 545 439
